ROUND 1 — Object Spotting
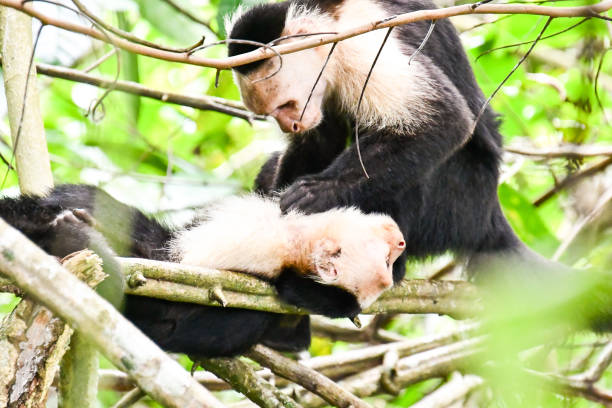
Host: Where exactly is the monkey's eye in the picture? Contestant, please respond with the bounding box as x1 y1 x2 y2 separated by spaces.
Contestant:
332 248 342 257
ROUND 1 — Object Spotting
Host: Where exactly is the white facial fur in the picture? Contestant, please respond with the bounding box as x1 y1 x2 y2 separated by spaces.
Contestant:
235 46 329 133
233 6 333 134
232 0 470 135
171 196 404 308
286 207 405 308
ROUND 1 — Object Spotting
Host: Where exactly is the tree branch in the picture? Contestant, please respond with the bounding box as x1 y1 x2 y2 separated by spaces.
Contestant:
160 0 215 32
0 5 52 193
0 221 225 408
507 144 612 159
30 61 264 121
533 157 612 207
120 257 480 316
409 372 483 408
246 344 371 408
297 337 484 407
200 357 302 408
0 251 105 407
1 0 610 70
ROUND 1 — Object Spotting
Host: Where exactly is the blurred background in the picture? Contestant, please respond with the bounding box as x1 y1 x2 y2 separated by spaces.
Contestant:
0 0 611 406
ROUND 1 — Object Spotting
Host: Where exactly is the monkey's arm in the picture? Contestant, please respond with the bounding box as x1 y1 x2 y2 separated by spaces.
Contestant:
281 122 471 214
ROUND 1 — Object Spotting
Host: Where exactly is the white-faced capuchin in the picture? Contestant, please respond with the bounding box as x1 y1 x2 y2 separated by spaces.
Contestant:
226 0 612 335
0 184 404 356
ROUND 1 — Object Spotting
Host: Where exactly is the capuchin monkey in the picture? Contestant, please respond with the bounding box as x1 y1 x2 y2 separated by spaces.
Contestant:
227 0 612 334
226 0 546 280
0 184 404 356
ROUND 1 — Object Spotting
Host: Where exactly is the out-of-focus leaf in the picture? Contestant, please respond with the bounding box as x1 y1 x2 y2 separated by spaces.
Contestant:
136 0 203 43
216 0 264 37
498 183 559 256
117 11 141 127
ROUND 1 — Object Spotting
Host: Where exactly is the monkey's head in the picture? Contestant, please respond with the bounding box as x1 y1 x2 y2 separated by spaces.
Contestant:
287 208 405 310
228 3 333 133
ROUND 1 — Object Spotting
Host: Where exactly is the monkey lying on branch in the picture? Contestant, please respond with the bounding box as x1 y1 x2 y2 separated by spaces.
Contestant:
0 184 404 357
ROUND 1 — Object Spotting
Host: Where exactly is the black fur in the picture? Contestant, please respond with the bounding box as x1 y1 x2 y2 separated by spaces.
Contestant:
276 267 361 318
0 185 314 357
228 2 291 75
226 0 537 345
229 0 521 284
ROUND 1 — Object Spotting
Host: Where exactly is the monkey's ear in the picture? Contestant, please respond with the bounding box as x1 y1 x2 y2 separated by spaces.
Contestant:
310 238 341 282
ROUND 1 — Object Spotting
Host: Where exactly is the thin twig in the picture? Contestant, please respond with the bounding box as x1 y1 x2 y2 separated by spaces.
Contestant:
507 144 612 159
299 42 337 122
160 0 215 32
3 0 611 69
408 20 436 65
469 17 553 136
475 17 588 60
71 0 206 53
533 156 612 207
83 48 117 73
553 186 612 260
27 60 264 121
594 47 611 124
581 341 612 382
354 27 394 178
110 388 145 408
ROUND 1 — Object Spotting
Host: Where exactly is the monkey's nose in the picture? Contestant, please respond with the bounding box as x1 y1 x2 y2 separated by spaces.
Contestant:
270 101 301 133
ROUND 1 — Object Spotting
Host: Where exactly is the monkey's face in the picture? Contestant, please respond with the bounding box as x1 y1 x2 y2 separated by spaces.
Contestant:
234 46 329 133
309 214 405 308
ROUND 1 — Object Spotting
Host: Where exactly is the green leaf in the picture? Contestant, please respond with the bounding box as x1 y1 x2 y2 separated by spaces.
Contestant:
498 183 559 257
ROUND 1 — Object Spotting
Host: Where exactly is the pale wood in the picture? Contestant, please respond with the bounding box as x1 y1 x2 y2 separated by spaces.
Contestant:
0 222 226 408
0 6 52 194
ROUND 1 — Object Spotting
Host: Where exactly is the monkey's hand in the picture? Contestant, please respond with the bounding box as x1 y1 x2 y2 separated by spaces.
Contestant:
280 176 347 214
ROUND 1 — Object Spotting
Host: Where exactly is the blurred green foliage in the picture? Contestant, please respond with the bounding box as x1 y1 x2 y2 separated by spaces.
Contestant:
0 0 611 406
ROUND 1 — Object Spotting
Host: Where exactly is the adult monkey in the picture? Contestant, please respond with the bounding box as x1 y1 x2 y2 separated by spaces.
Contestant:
227 0 528 283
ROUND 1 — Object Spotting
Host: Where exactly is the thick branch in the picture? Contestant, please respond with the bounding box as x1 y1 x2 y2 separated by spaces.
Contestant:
1 0 610 69
247 345 371 408
120 257 480 316
200 357 302 408
0 6 52 193
0 220 225 408
0 251 104 407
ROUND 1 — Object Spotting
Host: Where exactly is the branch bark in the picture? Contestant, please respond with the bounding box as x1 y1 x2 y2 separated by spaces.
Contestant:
409 372 483 408
59 333 99 408
0 5 53 194
0 251 106 408
507 144 612 159
200 357 302 408
247 344 371 408
1 0 610 70
297 337 484 407
0 221 225 408
30 61 264 121
120 257 481 316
